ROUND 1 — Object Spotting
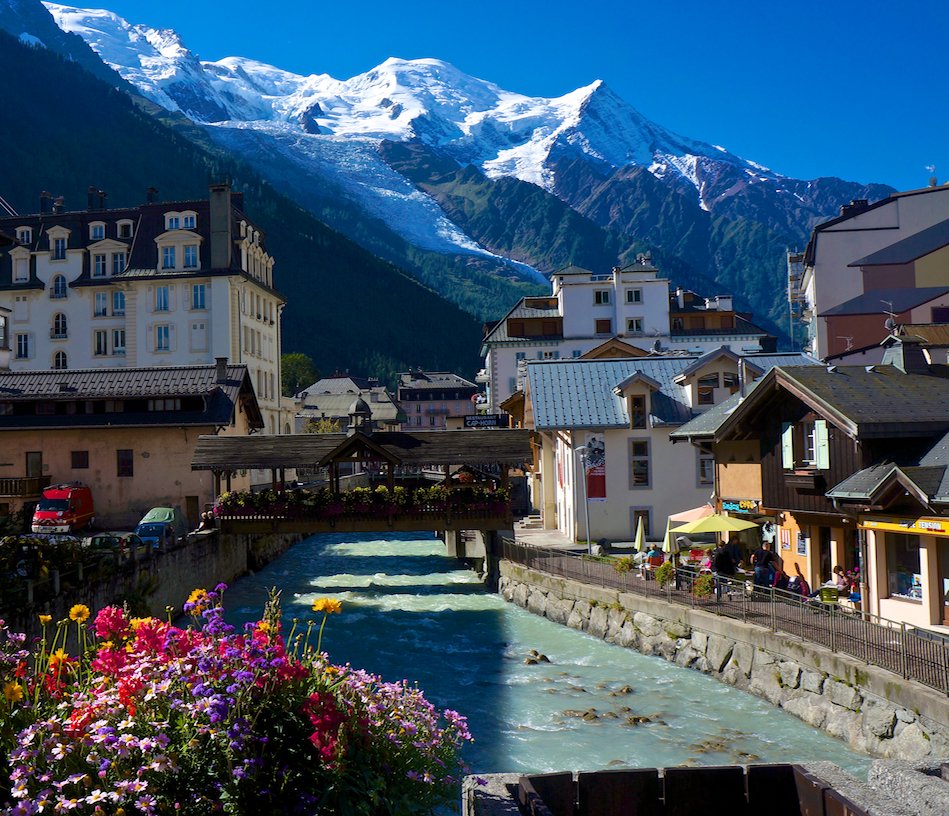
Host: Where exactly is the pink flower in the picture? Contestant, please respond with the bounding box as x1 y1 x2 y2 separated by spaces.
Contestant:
93 606 129 640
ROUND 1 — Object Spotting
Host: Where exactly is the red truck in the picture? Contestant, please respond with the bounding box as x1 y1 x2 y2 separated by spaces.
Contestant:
31 483 95 533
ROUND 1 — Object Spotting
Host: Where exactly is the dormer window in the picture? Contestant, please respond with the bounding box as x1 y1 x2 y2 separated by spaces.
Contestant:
182 212 196 229
52 237 67 261
166 215 181 230
16 228 31 245
162 246 176 269
118 220 133 239
697 372 719 405
631 395 647 429
90 222 105 241
93 254 107 278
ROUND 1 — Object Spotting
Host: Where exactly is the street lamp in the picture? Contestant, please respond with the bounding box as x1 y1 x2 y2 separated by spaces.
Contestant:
574 444 593 555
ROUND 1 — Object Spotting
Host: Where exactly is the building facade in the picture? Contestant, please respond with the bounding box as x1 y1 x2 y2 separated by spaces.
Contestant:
397 371 479 430
0 361 262 529
480 259 773 413
293 374 402 433
0 183 286 436
800 186 949 359
521 350 814 543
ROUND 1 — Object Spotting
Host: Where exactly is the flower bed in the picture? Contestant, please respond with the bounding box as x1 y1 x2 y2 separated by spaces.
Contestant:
216 485 510 520
0 588 472 814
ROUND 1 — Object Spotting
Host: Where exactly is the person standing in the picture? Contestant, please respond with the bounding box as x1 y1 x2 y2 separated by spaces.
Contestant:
751 541 775 587
712 542 736 600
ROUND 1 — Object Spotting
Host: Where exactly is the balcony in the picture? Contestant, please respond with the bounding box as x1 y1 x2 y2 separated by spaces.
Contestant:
49 329 68 340
475 369 489 384
0 475 51 498
785 470 824 491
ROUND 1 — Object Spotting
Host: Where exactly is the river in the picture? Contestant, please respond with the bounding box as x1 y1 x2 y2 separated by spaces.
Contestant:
223 532 871 778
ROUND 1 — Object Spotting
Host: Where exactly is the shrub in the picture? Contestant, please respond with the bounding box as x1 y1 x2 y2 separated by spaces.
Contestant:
654 561 675 588
612 556 635 573
693 573 715 598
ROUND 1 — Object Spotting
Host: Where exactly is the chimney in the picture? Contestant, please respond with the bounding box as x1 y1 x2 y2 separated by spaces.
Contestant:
881 336 931 375
215 356 228 384
676 287 684 309
209 182 233 270
840 199 870 217
98 190 107 210
39 191 52 214
87 186 98 210
146 187 158 204
53 196 65 214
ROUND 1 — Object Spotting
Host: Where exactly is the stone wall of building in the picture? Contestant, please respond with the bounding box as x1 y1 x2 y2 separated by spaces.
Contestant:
499 560 949 760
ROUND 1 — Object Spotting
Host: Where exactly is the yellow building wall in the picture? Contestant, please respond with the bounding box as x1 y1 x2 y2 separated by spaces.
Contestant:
914 245 949 287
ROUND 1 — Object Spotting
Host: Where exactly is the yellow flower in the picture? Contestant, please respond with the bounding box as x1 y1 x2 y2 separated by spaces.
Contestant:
38 614 52 625
69 604 91 623
256 621 273 634
129 617 155 632
48 648 72 674
3 681 23 703
311 598 342 615
186 588 210 613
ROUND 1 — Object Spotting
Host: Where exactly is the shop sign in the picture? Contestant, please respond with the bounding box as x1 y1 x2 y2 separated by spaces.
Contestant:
464 414 506 428
721 498 760 514
860 516 949 537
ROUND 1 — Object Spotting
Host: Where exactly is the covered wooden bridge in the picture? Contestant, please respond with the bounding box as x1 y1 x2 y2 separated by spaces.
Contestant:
191 429 532 537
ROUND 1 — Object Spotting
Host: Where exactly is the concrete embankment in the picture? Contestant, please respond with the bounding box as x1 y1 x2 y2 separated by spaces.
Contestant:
498 560 949 760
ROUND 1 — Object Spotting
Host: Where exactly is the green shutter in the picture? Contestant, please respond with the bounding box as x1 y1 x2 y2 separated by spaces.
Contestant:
815 420 830 470
781 423 794 469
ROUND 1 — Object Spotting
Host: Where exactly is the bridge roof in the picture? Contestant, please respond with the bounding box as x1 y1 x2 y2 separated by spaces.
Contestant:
191 429 533 471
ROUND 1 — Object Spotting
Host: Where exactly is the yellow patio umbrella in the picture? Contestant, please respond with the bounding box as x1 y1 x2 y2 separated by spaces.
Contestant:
661 517 676 553
633 516 645 551
672 514 758 535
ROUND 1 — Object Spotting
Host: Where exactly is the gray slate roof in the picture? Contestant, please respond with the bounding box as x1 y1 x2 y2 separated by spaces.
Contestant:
482 298 561 344
820 287 949 317
774 364 949 436
527 357 696 430
849 218 949 267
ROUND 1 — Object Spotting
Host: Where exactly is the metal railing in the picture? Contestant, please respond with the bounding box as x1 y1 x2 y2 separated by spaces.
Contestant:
496 538 949 696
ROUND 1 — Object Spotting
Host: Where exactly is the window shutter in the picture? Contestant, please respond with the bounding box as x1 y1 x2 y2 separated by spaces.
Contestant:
169 324 177 352
781 423 794 469
815 420 830 470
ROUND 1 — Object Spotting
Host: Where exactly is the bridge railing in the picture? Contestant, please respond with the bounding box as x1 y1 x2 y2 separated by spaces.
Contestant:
495 537 949 696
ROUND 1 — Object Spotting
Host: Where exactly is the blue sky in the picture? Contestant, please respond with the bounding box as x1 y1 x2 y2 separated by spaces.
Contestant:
99 0 947 191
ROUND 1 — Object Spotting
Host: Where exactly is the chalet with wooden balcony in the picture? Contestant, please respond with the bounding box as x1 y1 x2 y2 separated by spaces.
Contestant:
677 335 949 628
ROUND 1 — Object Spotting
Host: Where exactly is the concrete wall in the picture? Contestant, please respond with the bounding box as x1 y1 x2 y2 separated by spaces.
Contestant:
498 560 949 761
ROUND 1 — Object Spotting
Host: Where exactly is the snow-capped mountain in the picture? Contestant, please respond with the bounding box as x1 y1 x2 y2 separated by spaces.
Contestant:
45 3 775 203
36 2 893 334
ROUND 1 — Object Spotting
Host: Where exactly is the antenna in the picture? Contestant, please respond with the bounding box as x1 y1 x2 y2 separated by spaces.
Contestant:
836 336 854 351
0 193 17 217
883 317 897 334
926 165 938 187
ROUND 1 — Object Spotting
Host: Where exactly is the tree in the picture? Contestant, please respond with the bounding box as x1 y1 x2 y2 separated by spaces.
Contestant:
282 353 317 397
303 417 343 434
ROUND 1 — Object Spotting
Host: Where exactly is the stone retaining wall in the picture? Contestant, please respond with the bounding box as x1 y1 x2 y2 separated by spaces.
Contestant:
499 560 949 760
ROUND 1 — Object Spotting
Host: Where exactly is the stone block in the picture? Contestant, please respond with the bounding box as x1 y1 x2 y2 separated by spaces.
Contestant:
573 600 592 620
526 589 547 616
546 598 570 625
888 723 934 760
674 645 701 669
566 610 585 631
664 619 691 639
589 606 609 638
632 611 663 638
824 707 858 741
725 641 754 678
512 583 529 608
826 679 862 711
778 661 802 689
750 664 786 705
801 670 825 694
863 701 897 739
690 631 708 654
705 634 734 674
607 607 628 630
783 694 828 729
616 621 640 649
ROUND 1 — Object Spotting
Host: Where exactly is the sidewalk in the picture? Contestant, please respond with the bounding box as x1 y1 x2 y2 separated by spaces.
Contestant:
513 522 645 555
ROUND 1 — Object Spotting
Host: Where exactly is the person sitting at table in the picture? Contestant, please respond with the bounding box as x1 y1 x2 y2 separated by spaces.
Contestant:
787 563 811 597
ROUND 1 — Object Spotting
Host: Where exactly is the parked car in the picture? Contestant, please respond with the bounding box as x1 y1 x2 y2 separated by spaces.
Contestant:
31 483 95 534
0 533 82 580
135 507 189 548
83 531 144 554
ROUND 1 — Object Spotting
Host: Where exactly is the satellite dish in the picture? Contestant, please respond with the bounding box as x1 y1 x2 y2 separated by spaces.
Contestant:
884 317 896 333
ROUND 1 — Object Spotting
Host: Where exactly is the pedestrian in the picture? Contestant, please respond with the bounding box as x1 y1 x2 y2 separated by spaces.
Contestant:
711 542 736 600
787 562 810 597
751 541 775 587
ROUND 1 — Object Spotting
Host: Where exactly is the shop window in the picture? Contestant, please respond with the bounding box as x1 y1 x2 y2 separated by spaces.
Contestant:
887 533 922 601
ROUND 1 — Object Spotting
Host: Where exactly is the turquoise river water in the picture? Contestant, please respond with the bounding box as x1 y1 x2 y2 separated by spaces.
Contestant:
223 532 871 778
